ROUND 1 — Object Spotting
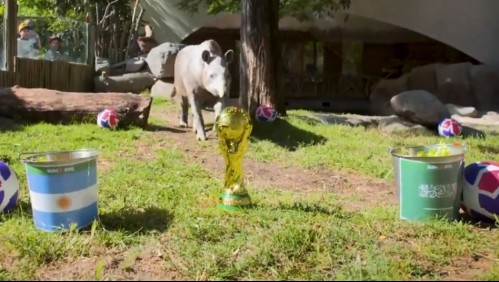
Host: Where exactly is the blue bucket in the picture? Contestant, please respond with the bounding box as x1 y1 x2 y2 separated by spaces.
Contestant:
21 149 99 232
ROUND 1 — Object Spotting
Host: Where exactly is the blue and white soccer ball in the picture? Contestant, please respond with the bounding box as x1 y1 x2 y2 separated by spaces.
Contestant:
0 161 20 213
461 160 499 222
438 118 462 137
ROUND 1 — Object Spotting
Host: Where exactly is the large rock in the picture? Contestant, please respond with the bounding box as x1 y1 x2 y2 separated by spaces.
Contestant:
408 63 438 92
125 55 147 73
446 103 478 118
95 56 110 73
94 72 156 94
390 90 451 126
146 42 186 79
369 63 499 116
469 65 499 112
150 79 175 99
369 75 409 116
435 62 475 106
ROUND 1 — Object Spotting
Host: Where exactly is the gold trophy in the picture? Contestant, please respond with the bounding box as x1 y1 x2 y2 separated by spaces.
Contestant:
214 106 253 211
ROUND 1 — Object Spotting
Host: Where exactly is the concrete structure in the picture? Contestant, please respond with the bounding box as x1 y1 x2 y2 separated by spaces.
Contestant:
139 0 499 67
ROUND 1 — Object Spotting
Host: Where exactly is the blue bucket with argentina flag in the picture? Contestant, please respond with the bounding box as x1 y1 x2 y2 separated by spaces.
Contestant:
21 149 99 232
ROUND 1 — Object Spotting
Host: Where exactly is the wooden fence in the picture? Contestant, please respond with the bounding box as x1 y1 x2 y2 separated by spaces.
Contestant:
0 57 94 92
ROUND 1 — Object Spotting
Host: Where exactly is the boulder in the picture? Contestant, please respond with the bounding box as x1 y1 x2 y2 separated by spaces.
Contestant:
446 103 478 118
146 42 186 79
390 90 451 126
95 56 110 73
408 63 439 92
150 79 175 99
369 75 409 116
469 65 499 112
94 72 156 94
435 62 475 106
125 55 147 73
369 62 499 116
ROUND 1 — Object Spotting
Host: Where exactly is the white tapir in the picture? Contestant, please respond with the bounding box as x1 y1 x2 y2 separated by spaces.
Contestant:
173 39 234 141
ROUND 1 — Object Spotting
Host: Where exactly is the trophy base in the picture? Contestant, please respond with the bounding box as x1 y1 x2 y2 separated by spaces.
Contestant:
218 191 251 212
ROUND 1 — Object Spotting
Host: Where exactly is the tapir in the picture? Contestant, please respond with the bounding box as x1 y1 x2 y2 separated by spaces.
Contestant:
173 39 234 141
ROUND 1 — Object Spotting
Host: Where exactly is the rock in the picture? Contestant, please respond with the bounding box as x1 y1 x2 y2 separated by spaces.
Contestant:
452 111 499 126
369 62 499 117
125 55 147 73
446 103 478 117
94 72 156 94
435 62 475 106
469 65 499 112
146 42 186 79
390 90 451 126
150 79 175 99
378 116 432 134
95 56 110 73
408 63 438 92
369 75 409 116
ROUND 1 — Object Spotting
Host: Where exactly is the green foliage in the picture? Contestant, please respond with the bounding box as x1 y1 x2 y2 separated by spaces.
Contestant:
1 0 133 62
177 0 351 21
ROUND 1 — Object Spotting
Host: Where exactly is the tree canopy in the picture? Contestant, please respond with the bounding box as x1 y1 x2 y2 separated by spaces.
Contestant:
178 0 351 21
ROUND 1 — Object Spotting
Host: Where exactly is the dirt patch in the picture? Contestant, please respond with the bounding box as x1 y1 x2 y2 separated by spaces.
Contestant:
146 107 397 211
35 244 184 281
439 255 494 281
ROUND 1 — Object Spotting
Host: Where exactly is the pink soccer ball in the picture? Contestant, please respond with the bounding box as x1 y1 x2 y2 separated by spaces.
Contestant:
255 104 277 122
97 108 119 129
438 118 462 137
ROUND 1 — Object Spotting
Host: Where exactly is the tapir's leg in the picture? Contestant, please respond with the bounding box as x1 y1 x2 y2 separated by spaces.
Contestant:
190 95 206 141
212 96 227 131
213 100 223 121
179 95 189 128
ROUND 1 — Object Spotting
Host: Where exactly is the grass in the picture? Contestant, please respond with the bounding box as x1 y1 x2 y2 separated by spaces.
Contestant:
249 109 499 179
0 98 498 280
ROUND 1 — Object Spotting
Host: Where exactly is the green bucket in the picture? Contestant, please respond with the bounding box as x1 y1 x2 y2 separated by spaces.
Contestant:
390 143 466 221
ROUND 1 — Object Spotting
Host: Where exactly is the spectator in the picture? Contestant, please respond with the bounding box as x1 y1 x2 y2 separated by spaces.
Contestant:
17 21 39 59
44 35 66 62
25 19 42 50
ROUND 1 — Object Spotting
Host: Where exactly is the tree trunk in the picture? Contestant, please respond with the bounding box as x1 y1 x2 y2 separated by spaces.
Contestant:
239 0 285 118
0 86 153 128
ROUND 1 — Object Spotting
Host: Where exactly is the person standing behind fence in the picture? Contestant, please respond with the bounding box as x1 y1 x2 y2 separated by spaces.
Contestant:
25 19 42 50
17 20 39 59
44 35 66 62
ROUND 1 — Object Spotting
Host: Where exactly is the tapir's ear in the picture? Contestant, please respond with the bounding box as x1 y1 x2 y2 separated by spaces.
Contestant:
201 50 210 63
224 50 234 64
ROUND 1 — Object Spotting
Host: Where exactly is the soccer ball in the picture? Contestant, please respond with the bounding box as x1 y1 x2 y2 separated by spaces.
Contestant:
0 161 20 213
97 109 119 129
438 118 462 137
255 104 277 122
461 160 499 222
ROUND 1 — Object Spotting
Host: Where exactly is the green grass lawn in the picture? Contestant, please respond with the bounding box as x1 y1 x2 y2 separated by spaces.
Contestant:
0 98 498 280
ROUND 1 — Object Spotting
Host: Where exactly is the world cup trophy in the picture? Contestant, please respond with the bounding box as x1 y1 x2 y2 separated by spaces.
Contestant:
214 106 253 211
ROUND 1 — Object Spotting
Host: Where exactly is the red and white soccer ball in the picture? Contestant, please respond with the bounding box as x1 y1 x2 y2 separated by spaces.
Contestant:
461 160 499 222
0 161 19 213
438 118 462 137
97 109 119 129
255 104 277 122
